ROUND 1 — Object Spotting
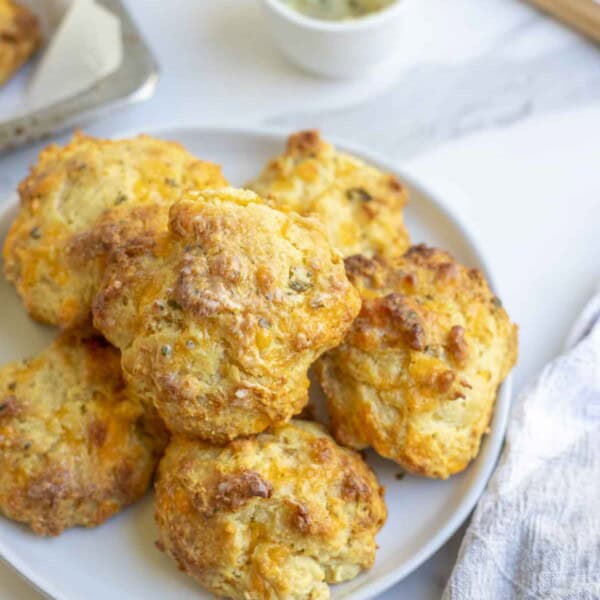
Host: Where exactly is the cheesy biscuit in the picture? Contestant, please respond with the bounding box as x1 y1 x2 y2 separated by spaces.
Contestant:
0 330 165 536
155 421 386 599
93 188 360 442
317 246 518 479
248 130 410 260
3 133 227 328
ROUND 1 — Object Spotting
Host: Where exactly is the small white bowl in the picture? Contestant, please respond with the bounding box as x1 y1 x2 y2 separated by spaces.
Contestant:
260 0 408 78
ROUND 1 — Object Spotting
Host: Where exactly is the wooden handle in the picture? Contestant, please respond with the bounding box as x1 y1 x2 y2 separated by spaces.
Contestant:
524 0 600 43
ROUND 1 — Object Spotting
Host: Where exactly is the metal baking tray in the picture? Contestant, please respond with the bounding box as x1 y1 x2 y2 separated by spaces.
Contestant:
0 0 158 154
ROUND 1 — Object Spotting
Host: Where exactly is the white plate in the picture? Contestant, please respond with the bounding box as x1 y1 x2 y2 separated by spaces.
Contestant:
0 126 511 600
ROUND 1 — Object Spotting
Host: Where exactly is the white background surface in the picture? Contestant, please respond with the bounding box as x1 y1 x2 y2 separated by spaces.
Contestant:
0 0 599 598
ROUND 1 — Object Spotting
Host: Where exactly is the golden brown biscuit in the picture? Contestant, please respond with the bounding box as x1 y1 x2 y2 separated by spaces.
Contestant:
93 188 361 442
155 420 386 600
0 0 40 86
0 330 165 536
247 130 410 260
316 246 518 479
3 133 227 328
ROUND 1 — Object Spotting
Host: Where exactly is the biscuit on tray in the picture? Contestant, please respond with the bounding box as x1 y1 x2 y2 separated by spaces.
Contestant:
0 330 165 536
92 188 361 442
3 133 227 328
0 0 40 86
316 245 518 479
154 420 386 600
248 130 410 260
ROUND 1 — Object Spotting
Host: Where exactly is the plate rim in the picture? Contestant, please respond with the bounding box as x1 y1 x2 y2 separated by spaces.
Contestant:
0 124 512 600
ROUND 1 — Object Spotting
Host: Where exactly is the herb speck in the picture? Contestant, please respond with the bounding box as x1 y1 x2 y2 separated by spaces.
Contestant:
346 187 372 202
167 299 182 311
289 266 313 293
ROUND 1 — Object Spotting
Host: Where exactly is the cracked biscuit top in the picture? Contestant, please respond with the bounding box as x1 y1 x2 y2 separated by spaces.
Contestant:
3 133 227 328
316 245 518 479
0 330 164 536
154 420 386 600
93 188 361 442
247 130 410 260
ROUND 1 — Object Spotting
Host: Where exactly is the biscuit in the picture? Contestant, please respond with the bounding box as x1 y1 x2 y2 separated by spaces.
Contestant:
3 133 227 328
0 330 165 536
154 420 386 599
0 0 40 86
316 246 518 479
93 188 361 442
247 130 410 260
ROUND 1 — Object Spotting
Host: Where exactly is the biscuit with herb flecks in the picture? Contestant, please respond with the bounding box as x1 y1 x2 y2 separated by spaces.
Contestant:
93 188 360 442
316 245 518 479
248 130 410 260
155 420 386 599
0 330 165 536
3 133 227 328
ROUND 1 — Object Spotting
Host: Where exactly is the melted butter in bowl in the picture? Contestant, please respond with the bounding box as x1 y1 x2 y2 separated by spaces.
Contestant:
281 0 397 21
262 0 408 78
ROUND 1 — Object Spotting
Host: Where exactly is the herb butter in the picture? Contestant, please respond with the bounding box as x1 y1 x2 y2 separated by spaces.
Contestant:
281 0 396 21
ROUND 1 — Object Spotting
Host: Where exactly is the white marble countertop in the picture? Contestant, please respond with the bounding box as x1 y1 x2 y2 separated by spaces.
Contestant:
0 0 599 598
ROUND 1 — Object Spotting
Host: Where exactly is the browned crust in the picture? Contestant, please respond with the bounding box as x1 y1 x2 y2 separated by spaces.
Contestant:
248 130 411 261
317 244 519 479
3 132 227 328
286 129 324 155
154 422 387 598
214 471 273 511
92 189 361 442
0 330 166 536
